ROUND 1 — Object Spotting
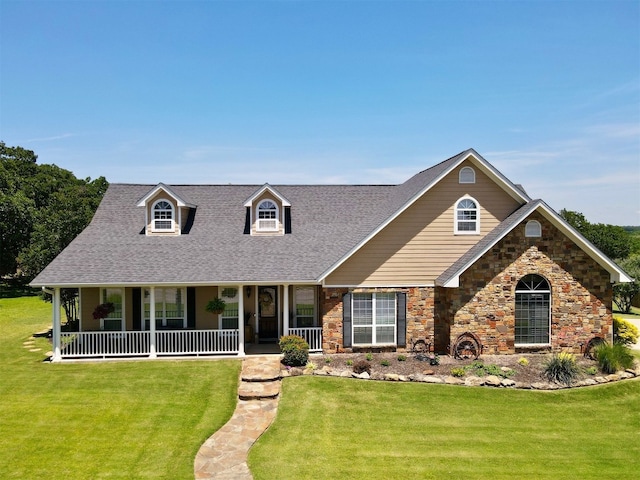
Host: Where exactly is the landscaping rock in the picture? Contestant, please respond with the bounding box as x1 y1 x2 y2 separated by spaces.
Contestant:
421 375 444 384
444 376 465 385
501 378 516 387
485 375 502 386
605 374 620 382
384 373 400 381
465 376 485 387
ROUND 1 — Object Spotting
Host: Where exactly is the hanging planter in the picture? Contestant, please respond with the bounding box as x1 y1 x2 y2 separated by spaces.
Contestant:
205 298 226 315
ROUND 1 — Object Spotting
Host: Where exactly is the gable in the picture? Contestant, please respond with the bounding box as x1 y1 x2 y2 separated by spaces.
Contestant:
323 159 523 286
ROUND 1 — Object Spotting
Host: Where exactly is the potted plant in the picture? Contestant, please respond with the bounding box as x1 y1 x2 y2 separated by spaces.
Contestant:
205 298 226 315
92 302 114 320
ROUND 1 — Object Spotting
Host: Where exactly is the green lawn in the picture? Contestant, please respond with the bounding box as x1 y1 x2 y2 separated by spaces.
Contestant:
250 374 640 480
0 295 241 479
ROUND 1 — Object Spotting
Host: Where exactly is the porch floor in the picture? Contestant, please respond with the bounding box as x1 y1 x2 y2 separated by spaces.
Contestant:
194 355 283 479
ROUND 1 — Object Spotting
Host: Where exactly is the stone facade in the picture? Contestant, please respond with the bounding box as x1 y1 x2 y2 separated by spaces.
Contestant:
319 214 613 356
448 214 612 354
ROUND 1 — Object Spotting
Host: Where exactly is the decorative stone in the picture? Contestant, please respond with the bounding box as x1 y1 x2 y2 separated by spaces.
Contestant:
357 371 370 380
501 378 516 387
605 374 620 382
464 376 485 387
398 375 408 382
421 376 444 384
594 376 608 384
422 369 435 375
384 373 400 381
444 376 465 385
485 375 502 386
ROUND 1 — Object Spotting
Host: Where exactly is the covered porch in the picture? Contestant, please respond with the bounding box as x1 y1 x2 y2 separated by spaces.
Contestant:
47 284 323 361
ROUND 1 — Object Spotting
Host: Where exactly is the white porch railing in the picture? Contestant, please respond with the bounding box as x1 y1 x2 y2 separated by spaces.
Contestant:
60 330 239 359
289 327 323 352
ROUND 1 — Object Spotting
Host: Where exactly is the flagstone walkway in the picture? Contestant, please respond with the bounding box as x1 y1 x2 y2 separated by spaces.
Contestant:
194 356 282 480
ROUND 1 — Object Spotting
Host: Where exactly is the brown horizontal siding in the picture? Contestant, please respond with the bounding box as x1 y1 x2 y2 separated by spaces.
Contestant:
325 161 522 286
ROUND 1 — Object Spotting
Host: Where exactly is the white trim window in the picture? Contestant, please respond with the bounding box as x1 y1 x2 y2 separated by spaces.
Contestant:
525 220 542 237
144 287 186 329
352 293 396 345
515 274 551 345
257 200 278 231
459 166 476 184
101 288 124 331
152 199 174 232
455 197 480 234
294 286 316 328
220 287 239 329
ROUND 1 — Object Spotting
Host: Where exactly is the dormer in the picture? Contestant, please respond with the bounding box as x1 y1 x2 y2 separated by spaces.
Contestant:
243 184 291 236
136 183 196 236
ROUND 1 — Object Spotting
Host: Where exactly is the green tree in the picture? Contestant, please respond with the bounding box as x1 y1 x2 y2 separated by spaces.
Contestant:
560 209 631 260
613 255 640 314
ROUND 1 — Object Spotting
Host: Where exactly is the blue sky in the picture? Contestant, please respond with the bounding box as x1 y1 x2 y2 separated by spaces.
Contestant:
1 0 638 225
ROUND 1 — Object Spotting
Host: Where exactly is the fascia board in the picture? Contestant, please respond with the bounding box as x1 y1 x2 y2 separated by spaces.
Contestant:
243 184 291 207
30 280 321 289
136 183 196 208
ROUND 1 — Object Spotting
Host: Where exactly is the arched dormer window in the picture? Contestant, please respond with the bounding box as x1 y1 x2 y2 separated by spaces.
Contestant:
525 220 542 237
515 274 551 345
257 200 278 231
455 197 479 234
459 166 476 184
152 200 174 232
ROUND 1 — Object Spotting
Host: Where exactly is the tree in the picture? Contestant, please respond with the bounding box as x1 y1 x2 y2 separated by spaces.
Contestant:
613 255 640 314
560 209 631 260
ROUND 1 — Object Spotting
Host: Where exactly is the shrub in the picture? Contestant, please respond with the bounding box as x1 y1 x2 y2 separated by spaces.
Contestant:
279 335 309 367
380 359 390 367
464 361 513 378
593 342 635 374
305 361 317 371
324 357 332 364
397 354 407 362
585 366 598 376
346 359 353 367
543 352 581 385
451 367 465 377
613 317 639 346
517 357 529 366
352 359 371 375
365 352 373 361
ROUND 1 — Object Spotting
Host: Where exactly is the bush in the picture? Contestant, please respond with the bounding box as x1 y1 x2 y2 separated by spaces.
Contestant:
397 354 407 362
517 357 529 366
585 366 598 376
593 342 635 374
352 360 371 375
613 317 639 346
279 335 309 367
365 352 373 361
543 352 581 385
380 359 390 367
451 367 466 377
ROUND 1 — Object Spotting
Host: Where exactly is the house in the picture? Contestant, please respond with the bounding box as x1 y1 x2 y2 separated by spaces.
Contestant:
31 149 632 361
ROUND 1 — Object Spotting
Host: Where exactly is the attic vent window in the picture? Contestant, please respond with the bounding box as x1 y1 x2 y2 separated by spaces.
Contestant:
459 166 476 184
153 200 174 231
257 200 278 231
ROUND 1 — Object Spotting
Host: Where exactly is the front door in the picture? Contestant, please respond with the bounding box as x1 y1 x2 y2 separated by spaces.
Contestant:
258 286 278 342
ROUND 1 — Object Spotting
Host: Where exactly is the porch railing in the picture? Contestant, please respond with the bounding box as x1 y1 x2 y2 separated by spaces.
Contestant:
60 329 239 359
289 327 323 352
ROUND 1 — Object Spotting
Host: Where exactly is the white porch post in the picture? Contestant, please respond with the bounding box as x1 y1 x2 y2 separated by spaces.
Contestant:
149 287 157 358
238 284 245 356
51 287 62 362
283 284 290 337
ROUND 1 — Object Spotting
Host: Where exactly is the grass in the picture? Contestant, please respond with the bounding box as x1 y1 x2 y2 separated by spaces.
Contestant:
0 296 241 479
250 375 640 479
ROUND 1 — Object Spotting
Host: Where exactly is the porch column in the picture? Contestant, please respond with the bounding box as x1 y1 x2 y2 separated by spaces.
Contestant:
149 286 157 358
51 287 62 362
237 284 245 356
283 284 290 337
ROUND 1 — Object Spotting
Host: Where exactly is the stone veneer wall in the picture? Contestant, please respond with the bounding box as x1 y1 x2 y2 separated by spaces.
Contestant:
449 213 613 354
321 287 435 353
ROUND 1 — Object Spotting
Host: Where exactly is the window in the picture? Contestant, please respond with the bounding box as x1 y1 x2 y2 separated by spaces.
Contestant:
459 166 476 184
101 288 123 331
257 200 278 231
525 220 542 237
352 293 396 345
294 286 316 328
143 287 186 329
455 197 479 234
220 287 239 329
152 200 174 231
515 274 550 345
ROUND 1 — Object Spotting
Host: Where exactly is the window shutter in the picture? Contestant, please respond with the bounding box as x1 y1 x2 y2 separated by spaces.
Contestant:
187 287 196 329
343 293 352 348
243 207 251 234
284 206 292 234
396 292 406 347
132 288 141 331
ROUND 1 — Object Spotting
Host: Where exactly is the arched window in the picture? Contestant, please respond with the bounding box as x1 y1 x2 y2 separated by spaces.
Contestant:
525 220 542 237
152 200 174 231
455 197 479 234
515 274 550 345
257 200 278 231
459 166 476 184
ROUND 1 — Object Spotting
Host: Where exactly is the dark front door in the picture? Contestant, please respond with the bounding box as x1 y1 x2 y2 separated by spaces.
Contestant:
258 286 278 342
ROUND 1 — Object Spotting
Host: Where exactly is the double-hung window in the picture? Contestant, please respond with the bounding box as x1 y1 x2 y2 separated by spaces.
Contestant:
257 200 278 231
144 287 186 329
294 286 316 328
352 293 396 345
455 197 479 234
152 200 174 231
101 288 124 331
220 287 239 329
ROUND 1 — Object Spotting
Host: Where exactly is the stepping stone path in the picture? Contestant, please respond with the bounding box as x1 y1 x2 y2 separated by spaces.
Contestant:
194 356 282 480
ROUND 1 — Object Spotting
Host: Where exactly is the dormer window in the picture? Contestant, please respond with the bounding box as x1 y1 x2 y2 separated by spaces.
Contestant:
257 200 278 231
153 200 174 231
